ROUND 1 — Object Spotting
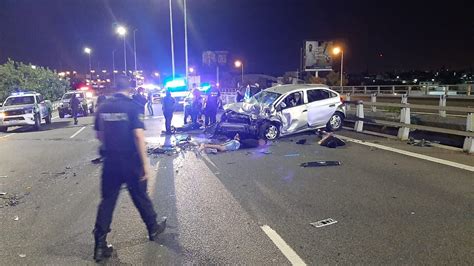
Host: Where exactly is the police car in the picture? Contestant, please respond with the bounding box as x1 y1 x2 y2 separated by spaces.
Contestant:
58 90 95 118
0 91 53 132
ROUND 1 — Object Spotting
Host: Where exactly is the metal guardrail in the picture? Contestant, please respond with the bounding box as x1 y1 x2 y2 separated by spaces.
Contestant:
331 84 472 96
344 100 474 153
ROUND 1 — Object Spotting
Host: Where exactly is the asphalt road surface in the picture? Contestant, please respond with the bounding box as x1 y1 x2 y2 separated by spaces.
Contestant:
0 103 473 264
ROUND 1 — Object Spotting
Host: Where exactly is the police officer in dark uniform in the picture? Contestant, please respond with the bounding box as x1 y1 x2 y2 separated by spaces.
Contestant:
204 86 220 126
92 76 166 262
70 93 81 125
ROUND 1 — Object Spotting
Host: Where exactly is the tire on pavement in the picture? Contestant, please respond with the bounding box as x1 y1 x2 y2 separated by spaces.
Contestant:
326 111 344 132
259 121 280 140
34 114 42 131
58 109 65 118
45 112 52 124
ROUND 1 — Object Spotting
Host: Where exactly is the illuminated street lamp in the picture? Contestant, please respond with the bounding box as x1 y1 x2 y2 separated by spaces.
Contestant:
189 67 194 74
234 60 244 84
332 47 344 87
154 72 160 77
116 25 127 74
84 47 92 75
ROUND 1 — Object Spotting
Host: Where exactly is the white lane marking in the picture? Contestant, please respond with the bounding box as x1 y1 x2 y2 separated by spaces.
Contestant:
0 133 16 139
260 225 307 266
338 135 474 172
201 154 218 169
70 126 86 139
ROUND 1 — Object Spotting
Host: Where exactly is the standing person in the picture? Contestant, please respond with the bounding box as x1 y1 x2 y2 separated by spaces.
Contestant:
92 76 166 262
236 86 244 102
132 87 147 115
204 86 220 126
162 90 175 134
70 93 81 125
183 87 193 125
191 83 202 124
147 91 154 116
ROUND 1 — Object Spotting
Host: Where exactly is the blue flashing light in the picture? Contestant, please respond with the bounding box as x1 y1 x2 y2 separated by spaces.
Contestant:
165 79 186 88
200 83 211 92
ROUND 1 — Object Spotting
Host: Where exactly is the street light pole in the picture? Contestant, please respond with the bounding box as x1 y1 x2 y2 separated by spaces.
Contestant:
340 50 344 87
184 0 189 85
112 50 116 86
241 63 244 84
169 0 175 78
123 36 127 75
88 53 92 75
133 29 138 73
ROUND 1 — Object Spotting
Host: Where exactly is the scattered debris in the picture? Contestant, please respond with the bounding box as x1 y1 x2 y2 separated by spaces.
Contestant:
260 150 272 154
0 175 7 178
0 192 6 196
19 254 26 258
73 173 77 177
411 212 415 215
13 215 19 221
407 138 439 147
319 134 346 148
300 161 341 167
91 157 103 164
284 153 300 157
227 162 236 165
296 139 307 145
65 166 71 170
310 218 338 228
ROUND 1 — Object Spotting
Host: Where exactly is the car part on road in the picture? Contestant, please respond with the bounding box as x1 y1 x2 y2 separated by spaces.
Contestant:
284 153 300 157
300 161 341 167
296 139 307 145
310 218 338 228
319 135 346 148
407 137 439 147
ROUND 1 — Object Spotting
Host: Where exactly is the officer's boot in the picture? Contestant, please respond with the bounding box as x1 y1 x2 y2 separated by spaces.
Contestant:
148 217 167 241
93 228 113 262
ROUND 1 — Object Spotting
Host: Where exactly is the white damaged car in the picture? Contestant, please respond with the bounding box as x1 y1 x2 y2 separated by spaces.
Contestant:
217 84 345 140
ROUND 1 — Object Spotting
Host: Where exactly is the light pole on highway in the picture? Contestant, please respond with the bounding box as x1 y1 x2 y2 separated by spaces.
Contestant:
333 47 344 87
112 50 116 86
84 47 92 76
116 25 127 75
234 60 244 85
169 0 175 78
184 0 189 85
133 29 138 74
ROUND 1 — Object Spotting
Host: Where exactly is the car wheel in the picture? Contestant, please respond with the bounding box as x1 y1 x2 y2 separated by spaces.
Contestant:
58 108 65 118
326 112 344 131
34 114 42 131
45 112 52 124
259 122 280 140
0 127 8 132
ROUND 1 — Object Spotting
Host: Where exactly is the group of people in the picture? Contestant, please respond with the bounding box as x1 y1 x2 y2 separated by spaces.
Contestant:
163 83 221 134
132 87 155 117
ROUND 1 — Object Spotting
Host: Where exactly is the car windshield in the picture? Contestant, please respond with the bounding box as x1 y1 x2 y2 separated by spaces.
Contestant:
3 96 35 106
248 91 281 106
62 93 83 100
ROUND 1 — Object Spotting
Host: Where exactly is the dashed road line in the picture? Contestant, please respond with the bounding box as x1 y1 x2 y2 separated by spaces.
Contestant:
0 133 16 139
70 126 86 139
338 135 474 172
260 225 307 266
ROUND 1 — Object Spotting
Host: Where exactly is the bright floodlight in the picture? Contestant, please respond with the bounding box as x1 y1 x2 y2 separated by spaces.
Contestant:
116 25 127 36
154 72 160 77
189 67 194 73
234 60 242 68
332 47 342 55
84 47 91 54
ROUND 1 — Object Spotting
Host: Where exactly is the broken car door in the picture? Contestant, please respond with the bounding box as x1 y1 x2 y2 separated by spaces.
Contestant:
306 89 339 127
277 91 307 134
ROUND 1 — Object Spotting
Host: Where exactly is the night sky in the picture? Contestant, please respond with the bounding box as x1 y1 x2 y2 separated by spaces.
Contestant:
0 0 473 76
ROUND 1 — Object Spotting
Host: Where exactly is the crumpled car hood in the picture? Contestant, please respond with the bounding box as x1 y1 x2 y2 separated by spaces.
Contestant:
224 102 269 116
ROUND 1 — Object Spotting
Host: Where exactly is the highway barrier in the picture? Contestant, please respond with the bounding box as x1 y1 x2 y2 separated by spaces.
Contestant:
344 100 474 154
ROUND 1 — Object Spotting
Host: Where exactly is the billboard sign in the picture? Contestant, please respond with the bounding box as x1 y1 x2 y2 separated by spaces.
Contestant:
202 51 228 66
304 41 334 71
